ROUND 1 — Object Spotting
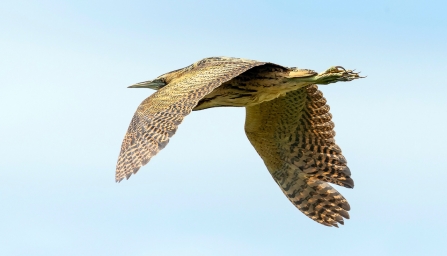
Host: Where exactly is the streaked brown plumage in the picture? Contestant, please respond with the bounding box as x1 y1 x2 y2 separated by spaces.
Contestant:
116 57 362 227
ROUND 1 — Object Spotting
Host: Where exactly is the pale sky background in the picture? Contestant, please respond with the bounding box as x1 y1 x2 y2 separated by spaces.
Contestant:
1 0 447 255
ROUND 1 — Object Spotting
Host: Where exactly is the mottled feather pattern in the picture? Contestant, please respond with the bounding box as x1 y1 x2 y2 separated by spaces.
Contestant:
245 85 352 227
116 57 361 227
116 58 266 182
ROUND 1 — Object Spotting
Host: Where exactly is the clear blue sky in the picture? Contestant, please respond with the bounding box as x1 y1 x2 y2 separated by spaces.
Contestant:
1 0 446 255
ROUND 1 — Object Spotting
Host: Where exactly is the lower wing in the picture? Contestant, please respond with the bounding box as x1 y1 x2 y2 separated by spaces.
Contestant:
245 85 353 227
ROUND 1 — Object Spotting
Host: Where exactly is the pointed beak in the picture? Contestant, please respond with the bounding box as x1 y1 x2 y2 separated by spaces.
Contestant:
127 81 153 88
127 79 166 90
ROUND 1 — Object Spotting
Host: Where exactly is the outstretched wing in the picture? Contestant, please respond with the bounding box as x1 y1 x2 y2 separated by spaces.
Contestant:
245 84 353 227
116 58 267 182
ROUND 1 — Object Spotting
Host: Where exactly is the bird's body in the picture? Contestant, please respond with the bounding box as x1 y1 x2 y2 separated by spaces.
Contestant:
194 64 316 110
116 57 362 227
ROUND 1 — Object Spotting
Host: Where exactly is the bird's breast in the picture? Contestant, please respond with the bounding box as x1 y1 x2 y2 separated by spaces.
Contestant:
193 79 291 111
193 67 312 111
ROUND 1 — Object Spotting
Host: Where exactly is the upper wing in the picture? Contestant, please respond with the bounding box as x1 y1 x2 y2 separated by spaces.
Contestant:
116 58 267 182
245 85 353 227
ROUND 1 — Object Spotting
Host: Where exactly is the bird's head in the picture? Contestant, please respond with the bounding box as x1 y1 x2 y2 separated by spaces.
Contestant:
127 67 188 90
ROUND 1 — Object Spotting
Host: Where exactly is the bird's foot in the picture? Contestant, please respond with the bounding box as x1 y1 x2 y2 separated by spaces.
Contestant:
310 66 364 85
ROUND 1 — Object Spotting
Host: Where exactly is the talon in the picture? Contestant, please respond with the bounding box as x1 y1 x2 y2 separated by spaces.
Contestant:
324 66 348 74
312 66 365 85
334 66 347 72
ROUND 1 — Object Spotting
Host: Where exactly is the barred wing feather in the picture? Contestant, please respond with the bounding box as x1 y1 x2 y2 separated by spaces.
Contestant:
245 85 353 227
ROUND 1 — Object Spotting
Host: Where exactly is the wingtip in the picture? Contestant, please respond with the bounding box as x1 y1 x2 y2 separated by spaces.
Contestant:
339 209 350 219
335 215 344 225
342 177 355 189
115 164 142 183
341 201 351 211
115 173 133 183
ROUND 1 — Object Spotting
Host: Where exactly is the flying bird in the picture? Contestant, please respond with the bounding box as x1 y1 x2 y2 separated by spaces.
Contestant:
116 57 362 227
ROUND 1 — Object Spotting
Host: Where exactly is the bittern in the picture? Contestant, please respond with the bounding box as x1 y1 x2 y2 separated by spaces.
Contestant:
116 57 363 227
